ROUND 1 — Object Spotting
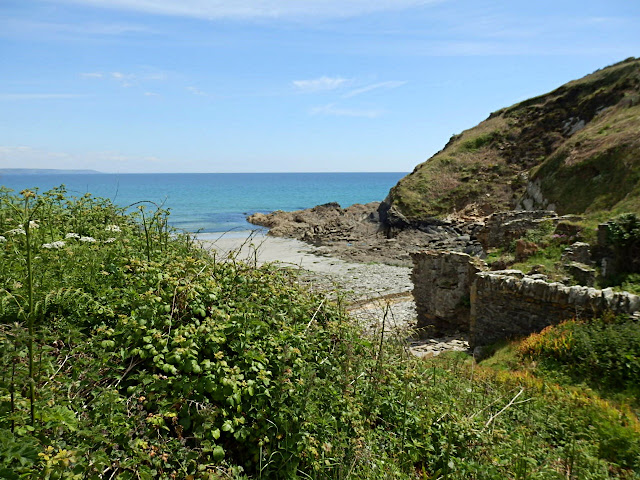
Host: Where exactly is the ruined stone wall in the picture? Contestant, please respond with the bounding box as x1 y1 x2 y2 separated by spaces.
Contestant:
476 210 558 249
470 271 640 347
411 251 640 348
410 251 484 334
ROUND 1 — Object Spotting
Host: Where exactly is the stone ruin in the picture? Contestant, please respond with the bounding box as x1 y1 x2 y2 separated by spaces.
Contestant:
411 209 640 349
411 250 640 348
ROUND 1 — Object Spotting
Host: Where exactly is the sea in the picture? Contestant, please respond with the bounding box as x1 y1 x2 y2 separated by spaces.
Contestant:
0 172 406 235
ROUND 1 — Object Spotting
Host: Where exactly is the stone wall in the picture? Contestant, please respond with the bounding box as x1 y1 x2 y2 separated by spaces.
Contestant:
470 271 640 347
411 251 640 348
410 251 484 334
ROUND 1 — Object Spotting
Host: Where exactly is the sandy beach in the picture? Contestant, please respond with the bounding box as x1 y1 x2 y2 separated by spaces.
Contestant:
197 231 469 357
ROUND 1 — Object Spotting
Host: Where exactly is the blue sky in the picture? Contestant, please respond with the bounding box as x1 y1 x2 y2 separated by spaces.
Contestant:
1 0 639 173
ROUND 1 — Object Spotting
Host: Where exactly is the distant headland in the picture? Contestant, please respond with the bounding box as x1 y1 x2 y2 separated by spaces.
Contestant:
0 168 102 175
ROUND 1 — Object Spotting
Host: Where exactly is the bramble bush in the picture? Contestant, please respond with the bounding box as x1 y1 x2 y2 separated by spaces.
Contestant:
1 187 639 479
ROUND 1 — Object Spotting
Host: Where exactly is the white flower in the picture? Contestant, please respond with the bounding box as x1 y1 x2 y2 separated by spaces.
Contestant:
65 233 80 239
42 241 66 249
7 228 26 235
28 220 39 229
105 225 121 232
0 236 6 242
103 237 117 243
79 236 96 243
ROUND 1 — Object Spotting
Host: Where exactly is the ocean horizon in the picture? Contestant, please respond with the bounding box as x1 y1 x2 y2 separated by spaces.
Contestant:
0 172 407 234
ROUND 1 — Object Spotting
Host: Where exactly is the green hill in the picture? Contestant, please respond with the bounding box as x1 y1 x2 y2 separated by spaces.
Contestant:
380 57 640 228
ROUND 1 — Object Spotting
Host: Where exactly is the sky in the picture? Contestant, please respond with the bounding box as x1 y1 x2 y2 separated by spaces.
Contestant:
1 0 639 173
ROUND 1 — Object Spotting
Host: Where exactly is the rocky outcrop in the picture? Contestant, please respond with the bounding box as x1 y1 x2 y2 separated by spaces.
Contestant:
248 202 486 266
248 202 380 243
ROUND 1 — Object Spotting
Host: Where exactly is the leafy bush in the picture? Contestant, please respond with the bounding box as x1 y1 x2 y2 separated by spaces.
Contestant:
606 213 640 273
1 187 639 479
519 316 640 393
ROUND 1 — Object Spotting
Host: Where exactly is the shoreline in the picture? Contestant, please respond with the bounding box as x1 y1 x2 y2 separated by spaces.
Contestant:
196 231 413 300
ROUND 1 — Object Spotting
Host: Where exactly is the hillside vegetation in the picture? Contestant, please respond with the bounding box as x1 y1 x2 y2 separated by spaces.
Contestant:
380 57 640 227
1 187 639 478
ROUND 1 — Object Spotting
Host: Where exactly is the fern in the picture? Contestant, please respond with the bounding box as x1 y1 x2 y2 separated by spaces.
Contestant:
0 287 112 325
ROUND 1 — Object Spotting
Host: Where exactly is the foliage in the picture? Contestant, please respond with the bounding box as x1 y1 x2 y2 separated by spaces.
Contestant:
518 315 640 396
606 213 640 273
1 187 639 479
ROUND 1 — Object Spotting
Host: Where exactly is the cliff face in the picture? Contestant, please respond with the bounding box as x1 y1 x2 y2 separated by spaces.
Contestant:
380 57 640 229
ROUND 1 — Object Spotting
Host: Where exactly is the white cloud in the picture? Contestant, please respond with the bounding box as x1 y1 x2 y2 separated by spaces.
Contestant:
0 93 87 100
80 72 104 78
343 80 406 98
310 103 382 118
0 145 171 172
51 0 440 20
79 70 167 87
144 92 160 97
186 86 210 97
293 76 350 93
0 19 155 39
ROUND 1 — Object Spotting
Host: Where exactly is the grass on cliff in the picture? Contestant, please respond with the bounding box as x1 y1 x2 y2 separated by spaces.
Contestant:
387 57 640 223
1 187 639 479
531 102 640 217
389 115 521 220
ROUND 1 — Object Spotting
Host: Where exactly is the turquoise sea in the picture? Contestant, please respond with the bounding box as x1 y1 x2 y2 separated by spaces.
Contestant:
0 172 406 234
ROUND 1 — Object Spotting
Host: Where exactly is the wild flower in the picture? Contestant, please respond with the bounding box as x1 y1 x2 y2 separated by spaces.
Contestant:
65 233 80 239
0 236 6 242
42 241 66 249
20 189 35 199
7 228 26 235
103 237 117 243
80 236 97 243
28 220 39 229
105 224 121 232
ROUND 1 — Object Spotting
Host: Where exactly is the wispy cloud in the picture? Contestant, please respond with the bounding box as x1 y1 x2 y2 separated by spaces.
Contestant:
0 19 155 39
0 145 170 172
0 93 87 101
310 103 382 118
52 0 441 20
343 80 406 98
80 72 104 78
186 86 211 97
293 76 350 93
80 70 167 87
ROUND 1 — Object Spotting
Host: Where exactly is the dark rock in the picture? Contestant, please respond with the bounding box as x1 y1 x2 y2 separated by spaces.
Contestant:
515 239 538 262
561 242 592 265
477 210 559 250
565 262 596 287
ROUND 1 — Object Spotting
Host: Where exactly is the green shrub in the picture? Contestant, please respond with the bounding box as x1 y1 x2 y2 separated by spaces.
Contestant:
519 316 640 394
1 187 639 479
606 213 640 273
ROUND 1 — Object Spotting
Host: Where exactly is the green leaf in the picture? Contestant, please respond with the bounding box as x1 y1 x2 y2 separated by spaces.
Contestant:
212 445 225 462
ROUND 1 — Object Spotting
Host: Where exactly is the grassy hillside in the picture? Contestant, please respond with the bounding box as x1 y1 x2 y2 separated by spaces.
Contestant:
380 57 640 226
